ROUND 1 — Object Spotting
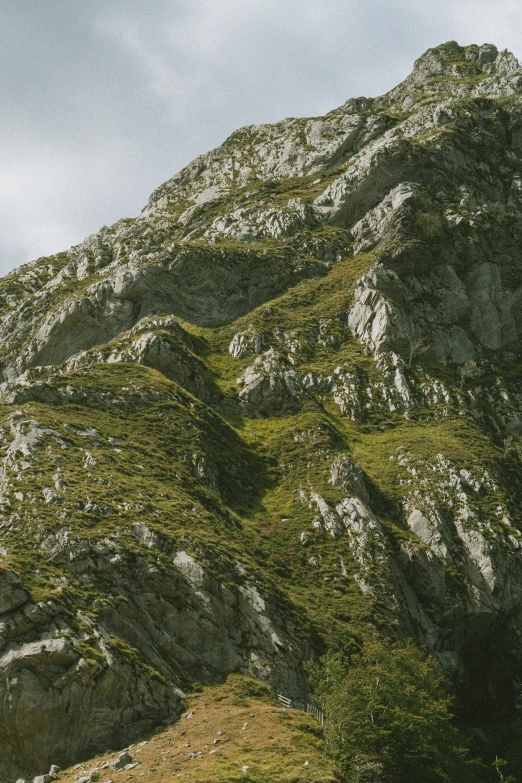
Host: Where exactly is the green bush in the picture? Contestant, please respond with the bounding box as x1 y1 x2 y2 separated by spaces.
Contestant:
308 634 480 782
415 211 444 240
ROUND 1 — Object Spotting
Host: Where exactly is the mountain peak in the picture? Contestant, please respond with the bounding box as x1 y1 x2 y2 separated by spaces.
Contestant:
379 40 522 113
410 40 515 79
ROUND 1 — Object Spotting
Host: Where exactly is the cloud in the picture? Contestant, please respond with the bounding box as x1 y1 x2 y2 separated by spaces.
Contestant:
1 0 522 274
0 135 132 265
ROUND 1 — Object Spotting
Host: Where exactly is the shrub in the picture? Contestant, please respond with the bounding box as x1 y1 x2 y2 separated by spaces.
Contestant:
415 211 444 240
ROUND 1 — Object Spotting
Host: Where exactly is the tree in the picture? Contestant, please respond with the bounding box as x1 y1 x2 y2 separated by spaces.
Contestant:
308 634 479 783
458 359 481 390
493 756 515 783
406 334 430 368
503 419 522 460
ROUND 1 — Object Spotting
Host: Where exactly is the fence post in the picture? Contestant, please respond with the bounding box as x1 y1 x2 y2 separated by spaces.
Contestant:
276 692 324 725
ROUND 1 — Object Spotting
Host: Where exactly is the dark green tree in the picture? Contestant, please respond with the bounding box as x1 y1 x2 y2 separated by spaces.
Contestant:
308 634 480 782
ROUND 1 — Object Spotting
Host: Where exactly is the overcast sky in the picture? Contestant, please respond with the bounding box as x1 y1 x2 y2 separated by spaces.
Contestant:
2 0 522 275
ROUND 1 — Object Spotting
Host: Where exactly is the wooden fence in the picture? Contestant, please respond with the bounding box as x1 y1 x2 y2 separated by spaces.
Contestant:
277 693 324 725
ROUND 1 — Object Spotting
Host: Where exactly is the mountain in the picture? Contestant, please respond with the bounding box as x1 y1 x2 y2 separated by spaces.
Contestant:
3 40 522 781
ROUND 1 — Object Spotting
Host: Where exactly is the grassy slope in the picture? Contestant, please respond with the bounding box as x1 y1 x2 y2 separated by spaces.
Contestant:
57 675 340 783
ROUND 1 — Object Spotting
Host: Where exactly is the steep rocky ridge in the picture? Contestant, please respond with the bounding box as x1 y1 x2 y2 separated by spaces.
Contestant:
3 40 522 780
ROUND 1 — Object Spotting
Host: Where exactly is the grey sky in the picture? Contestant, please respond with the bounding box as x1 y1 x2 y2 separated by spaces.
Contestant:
2 0 521 274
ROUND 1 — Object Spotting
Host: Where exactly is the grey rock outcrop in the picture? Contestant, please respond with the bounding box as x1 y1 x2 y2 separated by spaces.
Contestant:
237 349 303 416
348 257 522 364
63 315 216 404
229 328 268 359
329 455 369 504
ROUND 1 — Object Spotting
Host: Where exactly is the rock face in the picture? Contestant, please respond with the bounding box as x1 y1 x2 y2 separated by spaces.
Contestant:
3 40 522 779
237 349 303 415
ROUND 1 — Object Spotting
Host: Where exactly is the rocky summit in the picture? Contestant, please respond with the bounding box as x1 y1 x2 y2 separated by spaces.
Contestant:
3 40 522 781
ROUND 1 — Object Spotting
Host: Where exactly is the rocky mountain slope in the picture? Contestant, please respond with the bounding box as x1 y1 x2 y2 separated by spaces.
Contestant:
3 40 522 781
